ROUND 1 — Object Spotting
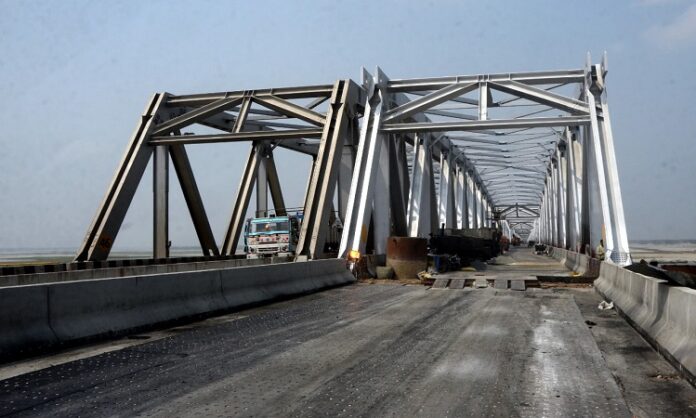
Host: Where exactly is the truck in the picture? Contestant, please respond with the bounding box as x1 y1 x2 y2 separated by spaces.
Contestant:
244 215 301 259
243 212 343 259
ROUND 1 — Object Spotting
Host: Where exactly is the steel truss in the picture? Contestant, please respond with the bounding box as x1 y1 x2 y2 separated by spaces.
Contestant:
339 55 630 265
76 82 363 261
76 56 631 266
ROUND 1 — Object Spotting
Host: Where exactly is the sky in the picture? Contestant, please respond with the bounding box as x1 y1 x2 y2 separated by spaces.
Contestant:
0 0 695 252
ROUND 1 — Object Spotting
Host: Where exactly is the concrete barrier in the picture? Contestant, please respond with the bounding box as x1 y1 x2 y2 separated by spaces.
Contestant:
595 262 696 383
0 259 354 360
0 257 274 287
547 247 594 277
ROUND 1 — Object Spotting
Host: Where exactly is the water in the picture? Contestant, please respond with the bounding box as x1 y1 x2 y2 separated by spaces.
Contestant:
1 241 693 265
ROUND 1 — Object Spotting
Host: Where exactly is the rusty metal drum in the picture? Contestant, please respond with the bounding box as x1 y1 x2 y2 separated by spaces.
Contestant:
386 237 428 279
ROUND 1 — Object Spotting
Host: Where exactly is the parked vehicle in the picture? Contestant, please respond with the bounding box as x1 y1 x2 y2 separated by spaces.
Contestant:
244 215 300 259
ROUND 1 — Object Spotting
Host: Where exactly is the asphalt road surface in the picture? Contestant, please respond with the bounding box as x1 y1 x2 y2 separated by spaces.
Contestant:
1 250 694 417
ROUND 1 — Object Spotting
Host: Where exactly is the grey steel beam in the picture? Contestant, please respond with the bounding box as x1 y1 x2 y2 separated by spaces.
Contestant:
153 145 169 259
340 68 391 257
256 146 268 218
594 74 631 264
488 80 589 115
265 149 287 216
389 136 409 236
387 69 585 92
221 144 261 256
381 116 591 134
297 79 358 259
166 85 335 107
75 93 168 262
149 129 324 145
153 96 243 135
253 95 326 126
232 96 253 133
382 82 478 123
169 143 220 256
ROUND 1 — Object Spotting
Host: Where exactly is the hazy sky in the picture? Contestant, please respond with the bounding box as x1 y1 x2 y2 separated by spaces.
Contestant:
1 0 695 251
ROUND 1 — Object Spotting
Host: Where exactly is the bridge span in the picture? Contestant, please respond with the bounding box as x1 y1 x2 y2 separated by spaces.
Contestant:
1 249 694 417
2 57 696 417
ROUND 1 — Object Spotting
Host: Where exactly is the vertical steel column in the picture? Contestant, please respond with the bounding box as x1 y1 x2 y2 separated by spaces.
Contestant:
338 71 384 258
478 187 484 228
594 70 631 264
565 129 581 252
75 93 168 261
388 136 409 237
586 85 615 258
556 146 568 248
455 165 467 229
438 151 455 228
479 81 488 121
466 172 474 229
264 149 287 216
337 139 356 222
550 166 558 247
406 134 435 238
372 134 391 254
470 181 478 229
169 144 219 256
256 146 268 218
153 144 169 258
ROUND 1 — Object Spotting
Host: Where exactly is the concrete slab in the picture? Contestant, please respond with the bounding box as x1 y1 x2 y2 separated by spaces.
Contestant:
474 277 488 288
448 278 465 289
494 278 508 289
510 280 526 291
431 278 450 289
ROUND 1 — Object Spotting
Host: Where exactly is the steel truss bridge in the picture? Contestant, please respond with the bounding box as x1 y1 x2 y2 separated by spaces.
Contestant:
76 54 631 266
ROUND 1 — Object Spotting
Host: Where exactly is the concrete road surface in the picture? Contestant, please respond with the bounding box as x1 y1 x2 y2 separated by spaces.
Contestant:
1 250 695 417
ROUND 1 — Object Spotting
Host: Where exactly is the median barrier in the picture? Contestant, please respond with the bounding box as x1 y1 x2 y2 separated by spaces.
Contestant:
594 261 696 382
0 286 57 358
0 259 354 360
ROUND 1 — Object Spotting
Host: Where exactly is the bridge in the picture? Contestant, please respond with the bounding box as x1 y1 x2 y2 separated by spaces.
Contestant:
1 56 694 417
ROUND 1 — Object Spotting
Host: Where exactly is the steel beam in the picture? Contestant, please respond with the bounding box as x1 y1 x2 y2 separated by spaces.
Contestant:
381 116 590 134
383 82 477 123
169 144 219 256
75 93 168 262
166 85 335 107
221 144 261 256
297 79 358 259
153 97 243 135
253 95 326 126
387 69 586 92
488 80 589 115
153 145 169 258
149 129 323 145
340 69 387 257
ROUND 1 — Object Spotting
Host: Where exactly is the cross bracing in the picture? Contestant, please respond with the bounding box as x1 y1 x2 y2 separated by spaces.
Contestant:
76 54 631 266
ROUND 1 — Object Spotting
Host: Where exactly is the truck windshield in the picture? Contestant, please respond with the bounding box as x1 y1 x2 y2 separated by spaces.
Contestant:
250 221 290 234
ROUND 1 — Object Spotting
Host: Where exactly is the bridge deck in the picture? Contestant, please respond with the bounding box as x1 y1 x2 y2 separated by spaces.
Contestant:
1 249 694 417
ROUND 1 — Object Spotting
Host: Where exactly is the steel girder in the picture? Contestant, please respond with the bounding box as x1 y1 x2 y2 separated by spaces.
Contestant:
76 82 362 261
76 59 631 266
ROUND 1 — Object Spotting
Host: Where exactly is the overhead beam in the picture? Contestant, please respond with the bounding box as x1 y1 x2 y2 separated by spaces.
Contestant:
153 96 243 135
381 116 591 133
166 85 335 107
382 82 478 123
387 69 585 92
489 80 589 115
149 128 324 145
253 95 326 126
